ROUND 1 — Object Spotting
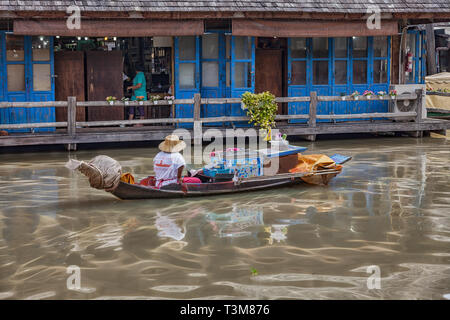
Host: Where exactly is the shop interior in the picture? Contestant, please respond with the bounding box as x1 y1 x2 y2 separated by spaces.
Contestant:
53 36 173 122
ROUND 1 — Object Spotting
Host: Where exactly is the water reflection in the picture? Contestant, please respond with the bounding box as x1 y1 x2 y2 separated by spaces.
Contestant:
205 205 264 239
0 137 449 299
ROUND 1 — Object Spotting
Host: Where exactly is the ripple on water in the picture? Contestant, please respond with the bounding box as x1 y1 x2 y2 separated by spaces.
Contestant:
1 138 450 299
151 285 201 293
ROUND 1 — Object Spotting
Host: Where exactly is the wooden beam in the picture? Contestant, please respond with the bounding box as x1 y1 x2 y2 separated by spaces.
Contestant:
14 19 204 36
76 99 192 107
0 122 67 130
0 101 67 108
8 10 450 21
232 19 399 37
2 120 449 148
426 24 437 75
316 112 416 120
77 118 193 127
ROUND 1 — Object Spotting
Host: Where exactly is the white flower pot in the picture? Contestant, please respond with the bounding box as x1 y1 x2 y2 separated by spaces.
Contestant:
270 140 289 150
108 101 114 105
124 101 129 105
168 100 172 105
378 96 384 99
354 96 359 100
366 95 372 99
154 101 158 105
391 96 395 100
341 97 345 101
139 101 144 105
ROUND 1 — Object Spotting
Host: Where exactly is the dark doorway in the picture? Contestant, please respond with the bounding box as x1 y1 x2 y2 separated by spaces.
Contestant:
255 37 286 114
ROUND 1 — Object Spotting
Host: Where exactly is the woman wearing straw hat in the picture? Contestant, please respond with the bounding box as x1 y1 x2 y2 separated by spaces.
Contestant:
153 135 188 188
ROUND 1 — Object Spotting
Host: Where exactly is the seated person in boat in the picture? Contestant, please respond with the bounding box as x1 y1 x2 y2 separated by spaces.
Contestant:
154 135 200 188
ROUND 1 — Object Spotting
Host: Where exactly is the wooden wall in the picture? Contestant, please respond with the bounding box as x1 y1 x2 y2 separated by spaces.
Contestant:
391 35 401 85
86 51 124 121
54 51 86 122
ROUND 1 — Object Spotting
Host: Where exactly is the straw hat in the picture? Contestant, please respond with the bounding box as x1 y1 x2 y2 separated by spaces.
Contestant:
159 135 186 153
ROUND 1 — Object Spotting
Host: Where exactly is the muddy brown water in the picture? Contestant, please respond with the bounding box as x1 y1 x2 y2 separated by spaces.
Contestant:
0 136 449 300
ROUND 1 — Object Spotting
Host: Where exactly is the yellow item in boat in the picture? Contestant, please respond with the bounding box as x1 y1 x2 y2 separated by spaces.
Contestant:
289 154 343 185
120 173 135 184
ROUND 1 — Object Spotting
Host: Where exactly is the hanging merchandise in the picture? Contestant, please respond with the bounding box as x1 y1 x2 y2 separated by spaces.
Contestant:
405 49 413 76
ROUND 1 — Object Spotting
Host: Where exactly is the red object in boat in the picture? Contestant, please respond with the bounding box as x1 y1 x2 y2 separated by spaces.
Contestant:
139 176 156 187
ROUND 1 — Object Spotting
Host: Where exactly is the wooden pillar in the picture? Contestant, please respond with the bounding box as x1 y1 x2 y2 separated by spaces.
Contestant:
407 88 424 138
415 89 424 123
193 93 202 145
425 24 437 76
66 96 77 151
305 91 317 141
391 35 401 85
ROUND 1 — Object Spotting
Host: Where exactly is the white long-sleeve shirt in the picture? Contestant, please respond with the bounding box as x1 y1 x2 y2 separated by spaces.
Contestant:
153 151 186 187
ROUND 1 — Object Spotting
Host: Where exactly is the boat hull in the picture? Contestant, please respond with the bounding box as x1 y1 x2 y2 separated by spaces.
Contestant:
111 176 304 200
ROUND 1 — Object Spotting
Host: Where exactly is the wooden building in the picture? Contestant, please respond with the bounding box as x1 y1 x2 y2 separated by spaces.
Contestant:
1 1 450 134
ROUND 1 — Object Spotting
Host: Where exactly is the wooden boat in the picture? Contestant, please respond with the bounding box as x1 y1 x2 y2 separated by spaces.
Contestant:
111 169 344 200
111 153 352 200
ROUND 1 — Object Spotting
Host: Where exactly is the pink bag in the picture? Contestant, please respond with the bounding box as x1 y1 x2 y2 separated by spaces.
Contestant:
182 177 201 184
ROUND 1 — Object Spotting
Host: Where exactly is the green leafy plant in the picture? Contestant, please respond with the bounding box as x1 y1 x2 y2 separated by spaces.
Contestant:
150 95 161 102
250 267 259 276
241 91 278 132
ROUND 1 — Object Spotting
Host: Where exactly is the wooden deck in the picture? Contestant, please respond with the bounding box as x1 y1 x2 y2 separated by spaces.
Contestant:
1 119 449 148
1 90 450 150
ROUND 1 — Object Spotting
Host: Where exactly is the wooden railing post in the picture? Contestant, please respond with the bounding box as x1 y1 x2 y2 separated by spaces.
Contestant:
415 89 424 123
305 91 318 141
67 96 77 136
309 91 317 128
193 93 202 145
66 96 77 151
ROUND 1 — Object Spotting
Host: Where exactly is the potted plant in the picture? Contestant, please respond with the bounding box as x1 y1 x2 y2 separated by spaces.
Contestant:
363 90 374 99
136 96 145 105
151 95 161 105
164 95 175 104
340 92 346 101
351 91 360 100
377 91 386 99
270 133 289 149
389 90 397 100
106 96 117 105
241 91 278 141
121 97 130 105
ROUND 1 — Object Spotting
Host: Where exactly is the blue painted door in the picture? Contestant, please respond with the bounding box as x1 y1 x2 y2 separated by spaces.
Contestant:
288 36 391 122
200 33 228 125
370 36 391 115
230 36 255 125
332 37 351 120
0 33 55 132
0 32 6 124
288 38 333 123
310 38 332 122
29 36 55 132
287 38 309 123
406 30 426 84
2 33 28 132
174 36 200 127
